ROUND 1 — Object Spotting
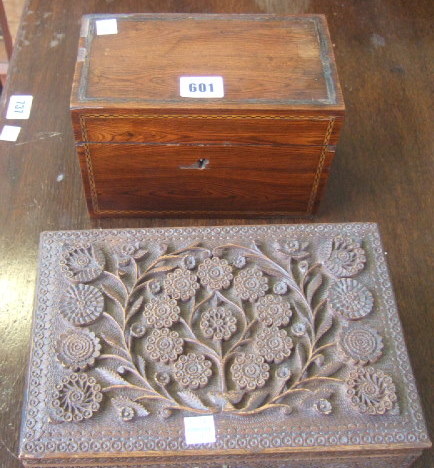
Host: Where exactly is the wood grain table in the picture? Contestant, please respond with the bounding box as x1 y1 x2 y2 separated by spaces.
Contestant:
0 1 432 467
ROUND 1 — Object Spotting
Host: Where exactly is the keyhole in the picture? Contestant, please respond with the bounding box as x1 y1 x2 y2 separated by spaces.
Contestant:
179 158 209 170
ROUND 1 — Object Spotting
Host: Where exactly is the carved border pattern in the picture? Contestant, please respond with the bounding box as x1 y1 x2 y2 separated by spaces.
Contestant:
20 224 429 460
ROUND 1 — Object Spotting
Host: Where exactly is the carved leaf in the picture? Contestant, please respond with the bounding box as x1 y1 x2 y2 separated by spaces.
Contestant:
293 342 306 373
306 272 323 304
111 397 149 419
315 313 333 342
208 391 234 411
95 367 131 387
177 390 209 411
316 361 343 378
242 391 269 411
224 390 245 404
101 283 126 310
126 296 144 323
136 355 146 377
148 265 178 275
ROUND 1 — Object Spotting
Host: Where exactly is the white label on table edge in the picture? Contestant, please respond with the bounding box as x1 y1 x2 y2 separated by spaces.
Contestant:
180 76 224 98
183 415 216 445
6 95 33 120
95 19 118 36
0 125 21 141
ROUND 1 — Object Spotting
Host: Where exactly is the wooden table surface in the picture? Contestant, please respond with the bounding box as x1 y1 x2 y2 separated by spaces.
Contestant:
0 1 432 466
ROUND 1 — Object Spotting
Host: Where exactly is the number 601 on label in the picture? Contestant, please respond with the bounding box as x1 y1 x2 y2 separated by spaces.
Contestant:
180 76 224 98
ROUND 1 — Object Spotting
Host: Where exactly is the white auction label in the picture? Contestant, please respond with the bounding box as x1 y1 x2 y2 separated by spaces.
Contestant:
183 415 216 445
95 19 118 35
0 125 21 141
6 95 33 120
180 76 224 98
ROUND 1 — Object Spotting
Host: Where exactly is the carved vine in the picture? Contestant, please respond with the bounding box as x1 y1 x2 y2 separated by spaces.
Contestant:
51 236 397 422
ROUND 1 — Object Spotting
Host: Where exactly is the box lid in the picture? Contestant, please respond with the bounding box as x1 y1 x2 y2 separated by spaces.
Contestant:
19 223 430 466
70 13 344 112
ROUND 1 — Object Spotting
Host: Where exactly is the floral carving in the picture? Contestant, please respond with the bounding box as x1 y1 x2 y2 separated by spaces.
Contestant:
60 244 104 283
143 295 180 328
233 268 268 302
200 307 237 341
346 367 397 415
173 353 212 389
59 284 104 326
328 279 374 320
230 353 270 390
256 295 292 327
51 373 103 422
315 398 332 415
323 236 366 277
197 257 233 290
273 281 288 295
49 233 393 419
117 242 148 266
339 325 383 364
130 322 146 338
55 329 101 371
255 327 293 363
163 268 199 301
144 328 184 363
291 322 307 337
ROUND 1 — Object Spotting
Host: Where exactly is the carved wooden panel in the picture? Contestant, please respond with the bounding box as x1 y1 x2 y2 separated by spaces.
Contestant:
19 223 430 467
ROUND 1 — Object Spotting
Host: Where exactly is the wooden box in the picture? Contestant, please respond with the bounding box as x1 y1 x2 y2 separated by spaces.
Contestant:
70 13 345 218
19 223 430 467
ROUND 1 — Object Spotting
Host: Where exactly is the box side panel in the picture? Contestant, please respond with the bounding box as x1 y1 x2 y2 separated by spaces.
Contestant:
21 450 421 467
78 143 334 218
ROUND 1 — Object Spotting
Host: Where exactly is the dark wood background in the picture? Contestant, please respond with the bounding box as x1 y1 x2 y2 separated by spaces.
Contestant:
0 1 432 466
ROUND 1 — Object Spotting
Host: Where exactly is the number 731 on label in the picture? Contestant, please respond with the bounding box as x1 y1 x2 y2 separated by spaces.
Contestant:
180 76 224 98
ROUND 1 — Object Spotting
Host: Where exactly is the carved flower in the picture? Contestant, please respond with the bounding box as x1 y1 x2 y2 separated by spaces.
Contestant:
256 295 292 327
197 257 233 290
163 268 199 301
51 373 103 422
328 279 374 320
173 353 212 389
230 353 270 390
315 398 332 415
130 322 146 338
148 279 161 295
155 372 171 386
255 326 293 363
183 255 196 270
55 329 101 371
59 284 104 326
120 406 135 421
60 244 104 283
143 295 180 328
275 240 309 259
291 322 307 337
118 242 148 266
200 307 237 341
323 236 366 277
233 268 268 302
346 367 397 415
339 325 384 364
144 328 183 363
273 281 288 295
275 366 291 380
233 255 246 268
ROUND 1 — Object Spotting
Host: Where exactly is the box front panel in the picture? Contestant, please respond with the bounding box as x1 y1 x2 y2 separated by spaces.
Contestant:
77 143 334 217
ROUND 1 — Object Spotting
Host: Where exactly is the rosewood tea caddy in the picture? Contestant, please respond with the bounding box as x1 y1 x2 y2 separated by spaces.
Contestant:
70 13 345 218
19 223 430 467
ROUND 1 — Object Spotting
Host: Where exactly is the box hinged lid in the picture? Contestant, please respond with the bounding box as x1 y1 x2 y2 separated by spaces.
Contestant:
70 13 345 112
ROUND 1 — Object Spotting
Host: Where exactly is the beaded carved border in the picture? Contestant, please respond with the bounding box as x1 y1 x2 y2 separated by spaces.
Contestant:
20 224 429 460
